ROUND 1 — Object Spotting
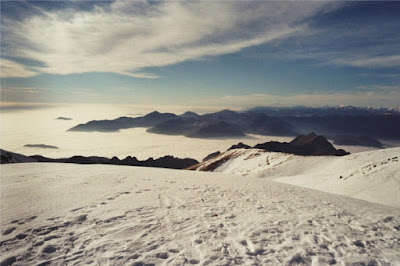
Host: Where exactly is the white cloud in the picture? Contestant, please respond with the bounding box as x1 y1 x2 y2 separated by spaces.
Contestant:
0 59 37 78
2 1 335 78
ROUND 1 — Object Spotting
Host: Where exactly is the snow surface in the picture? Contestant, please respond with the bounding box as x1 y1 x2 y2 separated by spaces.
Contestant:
1 163 400 265
195 147 400 208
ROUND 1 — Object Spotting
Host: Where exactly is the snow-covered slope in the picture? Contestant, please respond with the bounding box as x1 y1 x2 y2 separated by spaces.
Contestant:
192 148 400 207
1 163 399 265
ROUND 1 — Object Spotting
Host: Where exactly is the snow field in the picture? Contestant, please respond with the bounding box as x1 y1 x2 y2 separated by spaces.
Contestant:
1 163 400 265
199 147 400 208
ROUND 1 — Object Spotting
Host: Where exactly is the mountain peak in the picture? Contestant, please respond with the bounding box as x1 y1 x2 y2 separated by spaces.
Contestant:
290 132 319 145
145 111 161 117
180 111 199 118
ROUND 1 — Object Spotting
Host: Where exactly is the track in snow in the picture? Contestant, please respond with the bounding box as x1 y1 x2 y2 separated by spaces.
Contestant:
1 163 399 265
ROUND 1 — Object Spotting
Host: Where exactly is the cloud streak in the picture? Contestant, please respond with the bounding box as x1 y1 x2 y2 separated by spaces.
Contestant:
1 1 335 78
0 59 37 78
331 55 400 68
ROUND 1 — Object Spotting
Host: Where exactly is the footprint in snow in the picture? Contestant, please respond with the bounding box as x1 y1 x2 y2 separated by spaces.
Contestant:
2 227 16 235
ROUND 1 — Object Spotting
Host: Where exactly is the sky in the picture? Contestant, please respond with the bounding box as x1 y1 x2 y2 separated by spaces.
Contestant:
0 0 399 109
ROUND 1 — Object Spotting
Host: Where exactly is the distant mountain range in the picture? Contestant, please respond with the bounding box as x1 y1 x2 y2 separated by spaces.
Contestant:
0 149 198 169
68 106 400 140
1 133 347 171
331 135 383 148
30 155 198 169
68 110 298 138
68 111 177 132
248 106 400 116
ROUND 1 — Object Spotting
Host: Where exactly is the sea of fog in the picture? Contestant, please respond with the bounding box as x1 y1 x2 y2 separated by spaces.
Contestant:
0 104 292 161
1 103 387 161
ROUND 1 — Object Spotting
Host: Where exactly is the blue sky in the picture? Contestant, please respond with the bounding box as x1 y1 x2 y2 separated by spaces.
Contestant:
1 0 399 108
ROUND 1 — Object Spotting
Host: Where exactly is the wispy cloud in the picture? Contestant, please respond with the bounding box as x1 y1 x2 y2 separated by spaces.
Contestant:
1 1 336 78
0 59 37 78
0 86 43 94
329 55 400 68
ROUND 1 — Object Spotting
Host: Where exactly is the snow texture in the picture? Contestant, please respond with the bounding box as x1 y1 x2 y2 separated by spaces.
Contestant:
195 147 400 208
1 162 399 265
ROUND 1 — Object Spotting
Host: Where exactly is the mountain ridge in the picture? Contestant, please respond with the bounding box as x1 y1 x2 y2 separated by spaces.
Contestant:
68 108 400 140
0 149 198 170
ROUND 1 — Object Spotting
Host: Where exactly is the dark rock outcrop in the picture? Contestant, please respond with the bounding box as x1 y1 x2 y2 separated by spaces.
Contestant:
254 133 349 156
228 142 251 150
1 149 37 164
29 154 198 169
202 151 221 162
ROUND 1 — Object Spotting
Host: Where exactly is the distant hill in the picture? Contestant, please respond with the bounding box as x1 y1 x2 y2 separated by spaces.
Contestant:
30 154 198 170
284 114 400 140
331 135 384 148
179 111 200 118
1 148 198 169
249 106 400 140
1 149 37 164
248 105 400 116
69 111 177 132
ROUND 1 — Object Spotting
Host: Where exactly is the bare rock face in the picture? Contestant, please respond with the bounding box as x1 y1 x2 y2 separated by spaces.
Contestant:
254 133 349 156
202 151 221 162
228 142 251 150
